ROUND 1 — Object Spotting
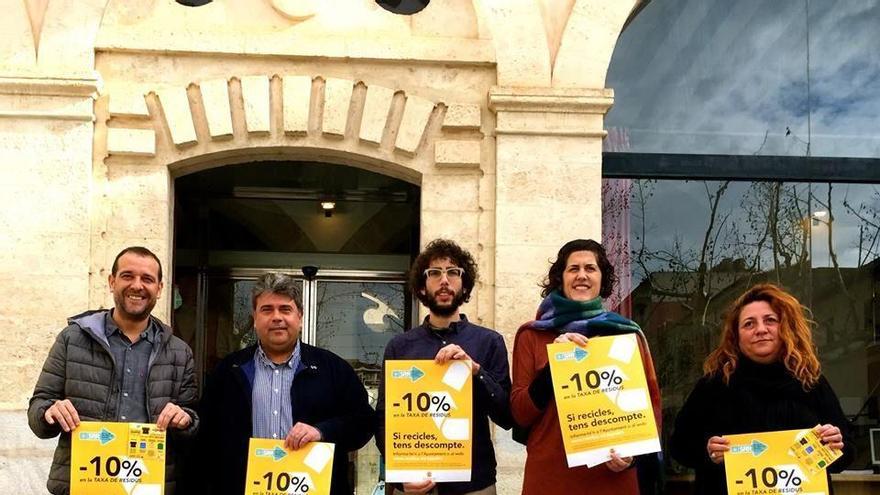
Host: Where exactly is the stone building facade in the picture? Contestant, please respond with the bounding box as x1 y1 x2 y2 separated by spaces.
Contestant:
0 1 641 493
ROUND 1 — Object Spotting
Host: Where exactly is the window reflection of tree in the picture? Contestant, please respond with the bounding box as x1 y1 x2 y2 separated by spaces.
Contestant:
843 187 880 266
607 177 880 471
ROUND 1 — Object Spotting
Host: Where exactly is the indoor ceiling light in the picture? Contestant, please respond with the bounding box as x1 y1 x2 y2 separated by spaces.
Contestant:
321 201 336 218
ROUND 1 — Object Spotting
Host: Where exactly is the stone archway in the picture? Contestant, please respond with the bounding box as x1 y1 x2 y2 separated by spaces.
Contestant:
91 74 494 325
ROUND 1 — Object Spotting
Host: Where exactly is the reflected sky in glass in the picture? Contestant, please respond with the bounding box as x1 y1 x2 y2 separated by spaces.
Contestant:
606 0 880 158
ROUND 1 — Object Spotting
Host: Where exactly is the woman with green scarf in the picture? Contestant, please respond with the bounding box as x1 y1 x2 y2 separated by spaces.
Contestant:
510 239 662 495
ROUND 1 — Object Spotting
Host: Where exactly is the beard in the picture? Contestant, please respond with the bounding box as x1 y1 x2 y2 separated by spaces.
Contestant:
424 289 466 317
114 291 156 321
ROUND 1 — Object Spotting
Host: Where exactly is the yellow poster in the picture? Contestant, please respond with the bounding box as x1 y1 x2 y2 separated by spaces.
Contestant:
70 421 166 495
384 359 473 482
244 439 335 495
724 429 840 495
547 336 660 468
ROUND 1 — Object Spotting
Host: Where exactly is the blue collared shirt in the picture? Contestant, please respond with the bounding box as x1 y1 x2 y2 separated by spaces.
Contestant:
252 343 301 440
104 312 158 423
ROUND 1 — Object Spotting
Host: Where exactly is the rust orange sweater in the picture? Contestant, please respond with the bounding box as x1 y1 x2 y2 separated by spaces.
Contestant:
511 327 661 495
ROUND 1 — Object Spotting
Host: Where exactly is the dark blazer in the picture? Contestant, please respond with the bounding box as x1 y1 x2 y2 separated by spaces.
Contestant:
198 342 375 495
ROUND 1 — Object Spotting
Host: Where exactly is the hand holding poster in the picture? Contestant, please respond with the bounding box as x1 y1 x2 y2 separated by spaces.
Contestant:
71 421 166 495
244 439 335 495
547 335 660 468
724 429 842 495
384 359 473 482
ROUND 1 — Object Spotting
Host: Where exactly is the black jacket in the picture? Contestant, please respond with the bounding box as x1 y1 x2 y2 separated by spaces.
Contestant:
669 358 855 494
198 342 375 495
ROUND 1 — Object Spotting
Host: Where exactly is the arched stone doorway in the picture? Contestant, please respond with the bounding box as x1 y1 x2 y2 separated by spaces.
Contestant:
91 73 492 328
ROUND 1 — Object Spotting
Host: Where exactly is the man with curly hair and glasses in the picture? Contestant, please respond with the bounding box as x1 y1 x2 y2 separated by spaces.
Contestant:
376 239 513 495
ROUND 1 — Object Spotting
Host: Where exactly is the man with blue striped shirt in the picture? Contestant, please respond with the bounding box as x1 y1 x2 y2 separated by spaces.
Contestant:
251 318 302 442
199 272 375 495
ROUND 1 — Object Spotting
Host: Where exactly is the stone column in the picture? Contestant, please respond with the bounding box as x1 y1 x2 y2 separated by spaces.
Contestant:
0 76 99 408
489 86 614 336
0 74 100 492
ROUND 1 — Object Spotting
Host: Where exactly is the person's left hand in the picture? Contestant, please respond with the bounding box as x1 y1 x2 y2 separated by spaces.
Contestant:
605 449 633 472
435 344 480 375
156 403 191 431
285 422 322 450
707 435 730 464
815 424 844 451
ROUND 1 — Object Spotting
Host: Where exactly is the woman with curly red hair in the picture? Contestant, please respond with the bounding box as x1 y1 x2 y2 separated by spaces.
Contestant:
670 283 854 494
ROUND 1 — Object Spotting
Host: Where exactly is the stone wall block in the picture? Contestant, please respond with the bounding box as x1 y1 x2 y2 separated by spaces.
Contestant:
156 87 197 147
434 140 481 168
442 103 481 131
104 199 169 240
359 84 394 145
0 193 84 240
421 173 480 212
499 202 599 245
496 163 600 203
240 76 271 134
198 78 234 139
396 95 435 155
322 78 353 139
494 243 562 279
108 91 149 119
282 75 312 135
107 128 156 157
420 210 479 250
105 164 171 203
494 283 543 338
2 232 90 277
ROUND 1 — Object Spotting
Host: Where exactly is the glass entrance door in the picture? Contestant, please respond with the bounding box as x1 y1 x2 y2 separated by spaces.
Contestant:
308 272 409 494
